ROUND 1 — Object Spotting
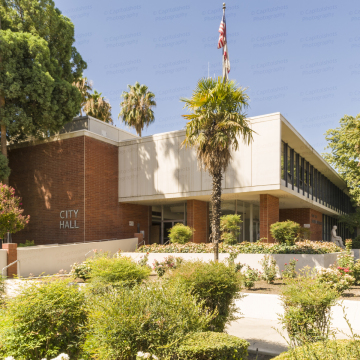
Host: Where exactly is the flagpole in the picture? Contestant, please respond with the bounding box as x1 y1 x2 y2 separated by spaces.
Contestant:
222 3 227 82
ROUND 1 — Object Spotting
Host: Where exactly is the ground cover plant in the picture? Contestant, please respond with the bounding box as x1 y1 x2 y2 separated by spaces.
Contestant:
168 260 243 332
260 255 278 284
137 240 341 254
83 281 214 359
0 278 87 359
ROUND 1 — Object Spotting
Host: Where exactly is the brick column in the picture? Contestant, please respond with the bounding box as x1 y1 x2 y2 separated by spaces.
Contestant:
260 194 279 243
2 243 17 277
187 200 209 243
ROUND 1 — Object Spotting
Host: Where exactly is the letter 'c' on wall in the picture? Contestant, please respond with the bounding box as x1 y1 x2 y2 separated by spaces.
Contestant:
60 211 65 219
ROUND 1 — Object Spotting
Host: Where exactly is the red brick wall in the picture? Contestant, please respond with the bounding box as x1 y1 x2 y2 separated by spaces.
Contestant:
9 137 85 245
187 200 209 243
2 243 17 277
260 194 279 243
8 135 150 245
279 208 323 240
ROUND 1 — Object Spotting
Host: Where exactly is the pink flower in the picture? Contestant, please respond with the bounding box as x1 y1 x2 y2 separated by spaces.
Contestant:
285 263 287 265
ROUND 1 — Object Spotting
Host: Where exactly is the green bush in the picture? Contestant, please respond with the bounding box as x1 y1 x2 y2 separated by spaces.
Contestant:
220 214 242 245
83 282 214 359
71 258 93 281
18 239 35 247
89 254 151 287
270 221 301 245
279 269 340 347
0 275 4 306
173 332 249 360
274 339 360 359
352 235 360 249
0 278 87 359
169 260 243 332
168 223 194 244
260 255 278 284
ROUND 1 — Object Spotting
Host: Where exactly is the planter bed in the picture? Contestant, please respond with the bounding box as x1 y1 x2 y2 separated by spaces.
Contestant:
127 251 341 275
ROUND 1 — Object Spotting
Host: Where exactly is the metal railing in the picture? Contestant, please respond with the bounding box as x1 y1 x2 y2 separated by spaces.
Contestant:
85 249 96 260
2 260 20 278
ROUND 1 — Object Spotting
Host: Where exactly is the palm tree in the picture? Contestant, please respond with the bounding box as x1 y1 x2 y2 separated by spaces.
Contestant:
119 82 156 137
73 77 93 116
84 90 113 124
181 77 253 260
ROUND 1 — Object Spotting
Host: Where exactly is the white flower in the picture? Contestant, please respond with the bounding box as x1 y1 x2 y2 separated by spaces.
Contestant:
144 353 151 359
5 357 16 360
152 355 159 359
52 354 70 360
137 352 145 358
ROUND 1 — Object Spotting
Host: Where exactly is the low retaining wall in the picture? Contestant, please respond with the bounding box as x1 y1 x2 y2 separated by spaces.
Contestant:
17 238 138 277
0 249 7 274
354 249 360 260
127 252 341 275
237 293 360 331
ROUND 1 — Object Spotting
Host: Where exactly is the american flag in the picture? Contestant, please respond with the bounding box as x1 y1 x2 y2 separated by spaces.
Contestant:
218 12 230 78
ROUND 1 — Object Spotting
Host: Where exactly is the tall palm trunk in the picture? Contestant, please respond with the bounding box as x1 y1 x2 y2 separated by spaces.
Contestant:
211 169 222 261
0 18 8 185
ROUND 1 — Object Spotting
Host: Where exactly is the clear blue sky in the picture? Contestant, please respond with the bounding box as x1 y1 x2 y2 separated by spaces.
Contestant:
56 0 359 154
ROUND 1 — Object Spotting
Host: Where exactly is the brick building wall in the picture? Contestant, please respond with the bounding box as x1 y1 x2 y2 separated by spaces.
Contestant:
279 208 323 240
187 200 209 243
260 194 279 243
8 135 150 245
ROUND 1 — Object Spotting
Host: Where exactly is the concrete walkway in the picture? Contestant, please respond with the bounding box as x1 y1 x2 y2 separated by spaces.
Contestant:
227 317 353 358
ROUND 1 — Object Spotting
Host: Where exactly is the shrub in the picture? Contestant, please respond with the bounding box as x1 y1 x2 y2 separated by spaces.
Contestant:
173 332 249 360
168 260 243 332
88 254 150 287
260 255 278 284
168 223 194 244
152 255 183 277
137 240 341 254
316 267 354 294
243 266 259 289
0 275 4 306
270 221 301 245
0 279 87 359
220 214 242 245
273 339 360 359
17 240 35 247
278 269 340 347
352 235 360 249
282 258 298 279
71 258 93 281
83 282 214 359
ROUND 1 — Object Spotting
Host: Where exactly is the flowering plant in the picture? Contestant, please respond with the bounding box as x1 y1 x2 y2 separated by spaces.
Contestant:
70 259 92 281
316 267 355 294
5 353 70 360
136 351 158 359
259 255 278 284
137 240 341 255
153 256 183 277
243 266 259 289
282 258 298 279
0 183 29 238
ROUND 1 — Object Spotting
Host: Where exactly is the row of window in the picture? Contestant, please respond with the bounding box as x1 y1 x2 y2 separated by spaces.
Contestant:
281 141 353 214
323 215 351 241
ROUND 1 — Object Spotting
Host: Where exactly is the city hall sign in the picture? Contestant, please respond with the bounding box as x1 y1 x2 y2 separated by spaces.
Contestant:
60 209 80 229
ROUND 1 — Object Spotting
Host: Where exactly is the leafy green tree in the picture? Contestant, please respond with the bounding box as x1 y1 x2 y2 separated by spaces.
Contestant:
220 214 242 245
0 153 10 181
181 77 252 260
119 82 156 137
0 0 86 160
323 114 360 204
84 90 113 124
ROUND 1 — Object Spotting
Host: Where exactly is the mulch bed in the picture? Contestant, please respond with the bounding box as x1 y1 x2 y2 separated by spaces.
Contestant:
244 280 360 301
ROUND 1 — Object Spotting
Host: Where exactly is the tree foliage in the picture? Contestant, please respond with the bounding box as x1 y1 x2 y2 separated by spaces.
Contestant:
181 77 252 258
84 90 113 124
0 0 86 143
0 153 10 180
73 77 93 116
0 183 29 237
323 114 360 204
119 82 156 137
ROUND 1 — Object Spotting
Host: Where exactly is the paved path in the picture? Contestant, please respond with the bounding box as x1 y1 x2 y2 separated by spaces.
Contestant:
227 317 353 358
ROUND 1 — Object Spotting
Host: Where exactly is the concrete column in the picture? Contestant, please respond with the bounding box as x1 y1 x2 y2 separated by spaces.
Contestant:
187 200 209 243
260 194 279 243
2 243 17 277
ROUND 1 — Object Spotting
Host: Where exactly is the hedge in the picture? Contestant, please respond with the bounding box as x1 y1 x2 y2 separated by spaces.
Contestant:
274 339 360 359
137 240 341 255
173 332 249 360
